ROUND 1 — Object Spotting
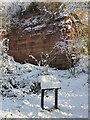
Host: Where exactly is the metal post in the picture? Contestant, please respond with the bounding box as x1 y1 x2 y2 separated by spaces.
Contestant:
55 89 58 109
41 89 44 109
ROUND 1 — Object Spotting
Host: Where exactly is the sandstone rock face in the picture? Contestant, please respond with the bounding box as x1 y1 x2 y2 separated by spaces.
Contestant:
8 13 76 69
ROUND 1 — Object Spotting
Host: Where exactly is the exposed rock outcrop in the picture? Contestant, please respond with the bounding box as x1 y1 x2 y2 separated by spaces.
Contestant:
8 11 77 69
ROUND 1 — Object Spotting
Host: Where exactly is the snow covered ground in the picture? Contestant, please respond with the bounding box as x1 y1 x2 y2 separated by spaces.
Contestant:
0 39 88 118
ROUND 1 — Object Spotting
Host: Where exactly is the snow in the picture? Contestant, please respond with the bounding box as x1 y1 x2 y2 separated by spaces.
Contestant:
65 18 72 24
24 27 32 32
67 25 72 29
22 12 73 34
0 69 88 118
37 75 60 89
58 20 65 26
24 24 46 32
46 30 56 35
22 16 44 27
0 38 88 118
32 24 46 31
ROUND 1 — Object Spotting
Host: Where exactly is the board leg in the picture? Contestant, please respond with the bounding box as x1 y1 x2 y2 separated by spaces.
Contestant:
41 89 44 109
55 89 58 109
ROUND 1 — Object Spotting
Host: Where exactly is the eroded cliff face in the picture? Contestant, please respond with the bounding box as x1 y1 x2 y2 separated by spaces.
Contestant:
8 11 76 69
